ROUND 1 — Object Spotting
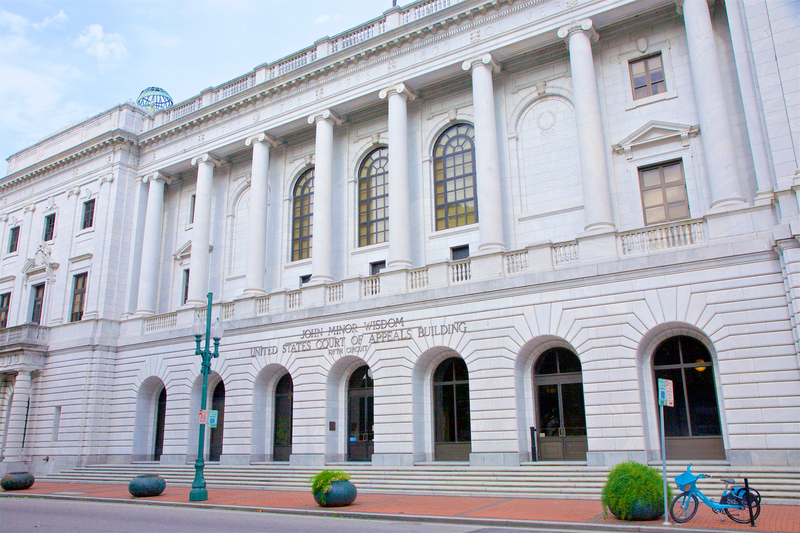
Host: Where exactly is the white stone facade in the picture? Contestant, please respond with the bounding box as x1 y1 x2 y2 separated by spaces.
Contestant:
1 0 798 475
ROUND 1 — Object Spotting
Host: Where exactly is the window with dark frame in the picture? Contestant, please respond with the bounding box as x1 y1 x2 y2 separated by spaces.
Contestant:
370 261 386 276
358 147 389 247
451 245 469 261
0 292 10 328
630 53 666 100
434 124 478 231
292 169 314 261
300 274 311 286
182 269 190 305
639 160 689 226
189 194 196 224
81 199 95 230
8 226 20 253
43 213 56 241
71 273 87 322
31 283 45 324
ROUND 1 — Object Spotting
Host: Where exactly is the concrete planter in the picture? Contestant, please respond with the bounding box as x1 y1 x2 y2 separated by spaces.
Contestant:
313 480 357 507
128 474 166 497
608 500 664 521
1 472 35 491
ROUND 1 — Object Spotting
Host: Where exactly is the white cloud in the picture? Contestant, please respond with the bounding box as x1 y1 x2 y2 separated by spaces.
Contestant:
1 10 29 34
32 10 68 30
74 24 128 67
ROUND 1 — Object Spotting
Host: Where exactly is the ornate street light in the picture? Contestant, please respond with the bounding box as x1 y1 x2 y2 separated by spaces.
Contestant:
189 293 224 502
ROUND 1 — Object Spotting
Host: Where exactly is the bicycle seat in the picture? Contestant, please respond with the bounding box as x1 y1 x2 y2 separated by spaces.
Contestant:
720 478 736 484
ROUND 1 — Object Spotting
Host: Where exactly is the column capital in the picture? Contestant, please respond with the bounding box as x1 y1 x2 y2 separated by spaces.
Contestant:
307 109 342 126
141 171 172 185
557 18 599 43
379 83 417 102
245 132 279 148
461 53 501 74
191 153 224 167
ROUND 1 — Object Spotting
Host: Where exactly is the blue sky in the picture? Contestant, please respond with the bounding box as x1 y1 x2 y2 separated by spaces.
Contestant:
0 0 393 174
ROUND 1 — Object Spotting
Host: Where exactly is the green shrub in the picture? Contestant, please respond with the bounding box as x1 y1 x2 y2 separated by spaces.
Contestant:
601 461 673 521
309 470 350 506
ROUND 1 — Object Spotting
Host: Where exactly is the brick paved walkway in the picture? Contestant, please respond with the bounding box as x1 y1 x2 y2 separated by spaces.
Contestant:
3 481 798 532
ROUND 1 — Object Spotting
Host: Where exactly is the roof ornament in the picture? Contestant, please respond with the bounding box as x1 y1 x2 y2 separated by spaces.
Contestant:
136 87 174 111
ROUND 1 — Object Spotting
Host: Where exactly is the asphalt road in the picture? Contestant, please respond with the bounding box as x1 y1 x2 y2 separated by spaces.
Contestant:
0 497 627 533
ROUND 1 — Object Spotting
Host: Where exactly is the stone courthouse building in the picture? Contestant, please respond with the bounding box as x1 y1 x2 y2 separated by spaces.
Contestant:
1 0 798 477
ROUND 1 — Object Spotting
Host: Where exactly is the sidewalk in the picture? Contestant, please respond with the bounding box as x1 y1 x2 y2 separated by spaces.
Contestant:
2 481 798 533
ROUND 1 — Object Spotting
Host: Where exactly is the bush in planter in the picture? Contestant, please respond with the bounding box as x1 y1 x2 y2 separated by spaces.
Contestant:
309 470 356 507
601 461 672 521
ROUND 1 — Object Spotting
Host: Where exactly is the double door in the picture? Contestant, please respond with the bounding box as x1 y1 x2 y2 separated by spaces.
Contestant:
347 389 373 461
536 380 587 461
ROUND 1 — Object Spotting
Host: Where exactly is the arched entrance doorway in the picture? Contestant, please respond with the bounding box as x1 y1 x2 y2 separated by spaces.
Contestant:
347 365 373 461
534 348 587 461
433 357 471 461
273 374 293 461
653 335 723 460
153 388 167 461
209 381 225 462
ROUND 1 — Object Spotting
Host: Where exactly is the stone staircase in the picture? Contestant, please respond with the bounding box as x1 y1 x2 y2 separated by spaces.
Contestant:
41 462 800 505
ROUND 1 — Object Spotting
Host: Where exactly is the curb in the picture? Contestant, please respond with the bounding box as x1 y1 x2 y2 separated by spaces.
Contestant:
0 492 735 533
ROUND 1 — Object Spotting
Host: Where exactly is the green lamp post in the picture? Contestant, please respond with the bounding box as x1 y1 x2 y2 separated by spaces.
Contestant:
189 293 224 502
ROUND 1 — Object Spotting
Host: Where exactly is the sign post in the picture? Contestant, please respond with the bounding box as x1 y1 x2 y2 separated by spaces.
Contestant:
658 378 674 525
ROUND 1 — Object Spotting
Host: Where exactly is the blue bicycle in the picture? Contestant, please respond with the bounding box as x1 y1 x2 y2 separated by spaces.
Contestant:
670 464 761 524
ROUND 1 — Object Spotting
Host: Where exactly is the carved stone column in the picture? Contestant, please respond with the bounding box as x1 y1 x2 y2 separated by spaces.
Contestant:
379 83 416 270
558 20 615 233
678 0 746 209
462 54 506 252
307 110 341 285
1 370 32 463
135 172 170 315
187 154 222 306
244 133 278 296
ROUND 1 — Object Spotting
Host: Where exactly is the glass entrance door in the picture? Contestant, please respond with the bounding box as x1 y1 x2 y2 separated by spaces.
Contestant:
347 366 373 461
209 382 225 462
534 348 587 461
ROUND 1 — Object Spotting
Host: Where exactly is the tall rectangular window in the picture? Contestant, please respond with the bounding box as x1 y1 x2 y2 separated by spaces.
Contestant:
7 226 19 253
0 292 10 328
182 269 190 305
43 213 56 241
82 199 95 230
639 160 689 225
189 194 196 224
630 53 666 100
71 273 87 322
31 283 45 324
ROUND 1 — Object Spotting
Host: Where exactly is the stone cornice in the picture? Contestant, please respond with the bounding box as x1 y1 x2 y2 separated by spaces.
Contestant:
1 131 138 193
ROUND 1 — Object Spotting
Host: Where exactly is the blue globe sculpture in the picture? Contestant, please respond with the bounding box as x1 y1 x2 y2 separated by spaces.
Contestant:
136 87 173 111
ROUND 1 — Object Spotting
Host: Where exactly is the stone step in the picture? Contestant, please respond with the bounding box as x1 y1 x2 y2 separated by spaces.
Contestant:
41 463 800 504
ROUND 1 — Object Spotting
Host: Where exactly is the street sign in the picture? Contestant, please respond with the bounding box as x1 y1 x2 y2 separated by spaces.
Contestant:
198 409 208 425
658 378 674 407
208 410 218 428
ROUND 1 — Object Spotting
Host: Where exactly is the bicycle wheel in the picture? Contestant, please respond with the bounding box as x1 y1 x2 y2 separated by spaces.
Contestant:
724 491 761 524
670 491 699 523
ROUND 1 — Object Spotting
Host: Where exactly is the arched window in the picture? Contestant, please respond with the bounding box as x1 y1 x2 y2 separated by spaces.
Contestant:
433 357 471 460
653 335 723 459
291 169 314 261
358 147 389 247
433 124 477 231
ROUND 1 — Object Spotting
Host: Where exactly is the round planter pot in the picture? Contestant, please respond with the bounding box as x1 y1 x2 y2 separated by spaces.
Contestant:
609 500 664 521
128 474 166 497
1 472 35 491
313 480 357 507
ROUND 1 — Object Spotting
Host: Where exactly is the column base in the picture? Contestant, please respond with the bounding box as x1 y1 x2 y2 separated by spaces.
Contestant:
385 260 412 272
477 242 506 254
709 196 747 212
242 287 267 297
308 275 333 286
184 299 207 308
131 309 155 318
581 221 616 235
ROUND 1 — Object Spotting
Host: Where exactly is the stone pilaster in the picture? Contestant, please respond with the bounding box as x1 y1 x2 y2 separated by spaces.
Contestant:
558 20 615 233
462 54 506 252
379 83 416 270
2 370 32 463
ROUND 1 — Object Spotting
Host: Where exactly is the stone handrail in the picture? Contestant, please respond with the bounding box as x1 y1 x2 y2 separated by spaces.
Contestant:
552 241 579 267
409 268 429 289
362 277 380 297
215 75 256 102
327 283 344 302
143 313 178 333
619 219 706 255
402 0 463 23
450 259 471 283
331 20 386 53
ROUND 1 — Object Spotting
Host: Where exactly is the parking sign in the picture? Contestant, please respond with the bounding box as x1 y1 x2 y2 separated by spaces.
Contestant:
658 378 674 407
